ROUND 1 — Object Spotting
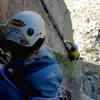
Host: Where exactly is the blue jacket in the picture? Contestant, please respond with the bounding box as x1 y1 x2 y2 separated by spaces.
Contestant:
0 45 63 100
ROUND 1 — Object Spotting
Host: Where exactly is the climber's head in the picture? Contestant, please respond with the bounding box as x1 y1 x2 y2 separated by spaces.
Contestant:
73 44 78 49
6 11 46 58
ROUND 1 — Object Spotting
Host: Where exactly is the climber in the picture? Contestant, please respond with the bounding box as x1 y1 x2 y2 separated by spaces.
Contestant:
0 11 63 100
63 40 80 62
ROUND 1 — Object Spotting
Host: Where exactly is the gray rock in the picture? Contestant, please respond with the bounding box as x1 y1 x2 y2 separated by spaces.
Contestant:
97 95 100 100
83 79 92 96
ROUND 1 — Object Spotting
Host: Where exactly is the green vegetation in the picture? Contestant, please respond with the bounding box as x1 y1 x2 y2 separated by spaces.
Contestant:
53 51 74 82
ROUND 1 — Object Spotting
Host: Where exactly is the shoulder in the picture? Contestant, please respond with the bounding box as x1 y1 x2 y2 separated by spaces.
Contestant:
39 44 54 58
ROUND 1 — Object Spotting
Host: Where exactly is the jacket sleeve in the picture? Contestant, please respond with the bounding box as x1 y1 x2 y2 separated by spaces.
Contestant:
39 45 55 58
25 58 63 97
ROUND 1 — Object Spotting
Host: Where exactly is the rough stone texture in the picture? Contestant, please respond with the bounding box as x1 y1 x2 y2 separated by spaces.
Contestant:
65 0 100 99
42 0 73 41
97 95 100 100
81 93 94 100
0 0 8 24
0 0 82 100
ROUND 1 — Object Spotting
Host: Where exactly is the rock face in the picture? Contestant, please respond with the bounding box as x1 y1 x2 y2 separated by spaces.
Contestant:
0 0 82 100
65 0 100 100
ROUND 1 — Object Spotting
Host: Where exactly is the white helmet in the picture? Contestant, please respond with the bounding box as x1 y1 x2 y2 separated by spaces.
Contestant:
6 11 46 47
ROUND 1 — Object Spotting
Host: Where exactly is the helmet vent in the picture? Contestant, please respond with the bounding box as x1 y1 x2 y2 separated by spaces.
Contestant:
36 33 42 36
27 28 34 36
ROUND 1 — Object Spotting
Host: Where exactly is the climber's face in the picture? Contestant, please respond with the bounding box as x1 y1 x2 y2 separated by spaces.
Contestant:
71 46 76 51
